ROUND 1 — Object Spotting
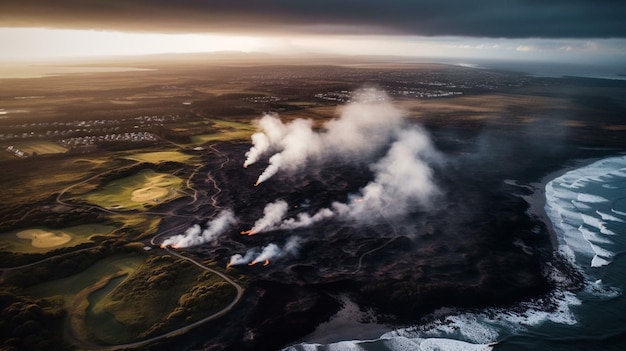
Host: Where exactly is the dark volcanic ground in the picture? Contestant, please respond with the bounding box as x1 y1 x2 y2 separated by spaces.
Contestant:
151 129 595 351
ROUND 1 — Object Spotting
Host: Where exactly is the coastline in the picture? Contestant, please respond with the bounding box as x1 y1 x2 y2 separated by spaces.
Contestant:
524 157 609 250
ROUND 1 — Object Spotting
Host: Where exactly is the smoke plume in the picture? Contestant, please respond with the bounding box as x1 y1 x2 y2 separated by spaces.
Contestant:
349 127 440 219
162 210 236 248
244 126 440 233
241 200 289 235
227 250 256 267
243 90 404 185
228 236 302 267
243 114 288 168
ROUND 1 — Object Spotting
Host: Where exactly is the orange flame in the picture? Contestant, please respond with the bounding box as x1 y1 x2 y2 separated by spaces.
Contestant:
254 181 260 187
240 229 256 236
226 263 232 269
248 259 270 267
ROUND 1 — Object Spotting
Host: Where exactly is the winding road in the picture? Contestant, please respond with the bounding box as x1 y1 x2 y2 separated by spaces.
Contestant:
5 143 245 350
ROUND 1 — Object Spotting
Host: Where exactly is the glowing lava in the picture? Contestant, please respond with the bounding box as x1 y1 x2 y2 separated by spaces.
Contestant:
240 229 255 235
248 259 270 266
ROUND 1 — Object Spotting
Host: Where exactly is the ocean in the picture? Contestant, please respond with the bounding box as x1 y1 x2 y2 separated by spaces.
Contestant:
284 155 626 351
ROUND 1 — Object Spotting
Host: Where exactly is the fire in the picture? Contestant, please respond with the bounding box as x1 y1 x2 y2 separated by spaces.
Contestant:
248 259 270 267
226 263 232 269
240 229 256 236
160 244 166 249
254 181 260 187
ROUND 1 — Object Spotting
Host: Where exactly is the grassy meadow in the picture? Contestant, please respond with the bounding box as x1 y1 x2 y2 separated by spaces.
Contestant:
123 151 196 164
78 169 185 211
0 224 113 253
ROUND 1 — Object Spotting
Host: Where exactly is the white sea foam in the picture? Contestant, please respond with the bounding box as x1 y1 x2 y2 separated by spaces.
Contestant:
570 200 592 210
545 156 626 268
596 210 625 223
577 193 609 203
578 225 612 245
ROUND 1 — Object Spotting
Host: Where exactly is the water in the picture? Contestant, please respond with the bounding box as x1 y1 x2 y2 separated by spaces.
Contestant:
284 156 626 351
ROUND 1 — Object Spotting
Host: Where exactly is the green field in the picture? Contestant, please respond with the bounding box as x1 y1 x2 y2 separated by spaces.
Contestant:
95 255 236 343
26 254 146 344
0 224 113 253
11 140 68 155
123 151 195 164
78 169 185 211
190 119 256 144
109 213 161 240
28 254 235 345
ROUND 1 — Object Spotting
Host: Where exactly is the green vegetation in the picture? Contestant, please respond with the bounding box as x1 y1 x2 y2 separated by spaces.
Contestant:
26 254 144 307
0 224 113 254
190 119 256 144
109 213 161 240
11 141 68 156
25 254 145 345
123 151 195 164
78 169 185 211
0 286 70 351
92 255 236 344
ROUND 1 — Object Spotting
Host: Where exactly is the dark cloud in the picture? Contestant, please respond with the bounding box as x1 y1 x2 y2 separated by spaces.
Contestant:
1 0 625 38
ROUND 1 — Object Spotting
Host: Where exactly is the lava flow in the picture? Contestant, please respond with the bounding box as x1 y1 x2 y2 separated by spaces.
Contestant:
249 259 270 266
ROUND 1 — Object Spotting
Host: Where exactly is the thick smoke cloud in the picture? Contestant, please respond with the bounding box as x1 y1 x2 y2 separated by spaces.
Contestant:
1 1 625 38
351 127 439 218
244 90 403 185
243 92 440 234
162 210 236 248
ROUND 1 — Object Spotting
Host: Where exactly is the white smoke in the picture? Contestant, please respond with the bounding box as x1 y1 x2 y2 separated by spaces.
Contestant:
229 236 302 267
249 243 281 265
350 127 440 219
278 207 336 230
162 210 237 248
245 126 440 233
244 90 404 185
241 200 289 234
227 249 256 266
243 113 289 168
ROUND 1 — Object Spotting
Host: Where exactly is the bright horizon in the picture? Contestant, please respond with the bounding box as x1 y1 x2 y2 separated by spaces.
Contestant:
2 27 626 67
1 1 625 69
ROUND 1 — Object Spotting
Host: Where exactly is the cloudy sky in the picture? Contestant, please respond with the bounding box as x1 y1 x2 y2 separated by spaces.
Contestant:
1 0 626 63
